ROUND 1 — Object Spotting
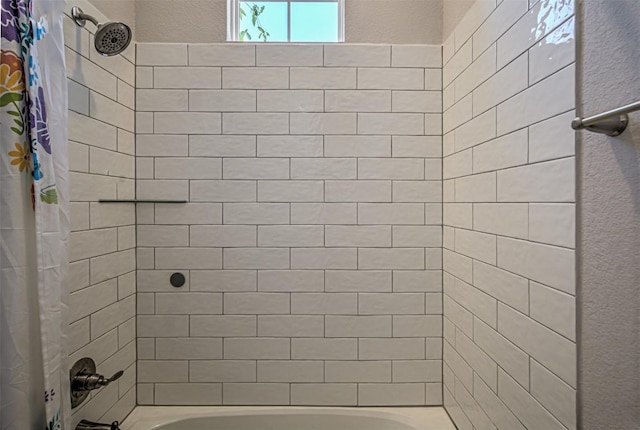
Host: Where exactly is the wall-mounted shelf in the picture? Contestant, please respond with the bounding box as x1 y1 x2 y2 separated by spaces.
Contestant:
98 200 187 204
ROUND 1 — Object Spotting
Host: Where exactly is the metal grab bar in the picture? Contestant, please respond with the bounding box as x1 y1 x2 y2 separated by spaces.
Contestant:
572 100 640 136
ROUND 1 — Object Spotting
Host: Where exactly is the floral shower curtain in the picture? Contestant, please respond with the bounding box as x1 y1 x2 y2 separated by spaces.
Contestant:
1 0 69 429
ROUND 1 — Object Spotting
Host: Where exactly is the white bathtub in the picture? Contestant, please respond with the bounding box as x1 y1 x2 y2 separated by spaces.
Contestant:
121 407 456 430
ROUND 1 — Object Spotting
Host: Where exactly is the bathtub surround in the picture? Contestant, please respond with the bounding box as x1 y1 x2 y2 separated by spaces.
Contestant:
65 0 586 425
65 2 137 426
442 1 577 429
135 43 443 406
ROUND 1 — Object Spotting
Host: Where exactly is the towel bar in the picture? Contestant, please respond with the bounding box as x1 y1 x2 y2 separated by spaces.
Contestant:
572 100 640 136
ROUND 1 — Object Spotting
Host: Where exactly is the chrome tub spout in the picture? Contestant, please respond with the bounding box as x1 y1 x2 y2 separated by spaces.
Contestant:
75 420 120 430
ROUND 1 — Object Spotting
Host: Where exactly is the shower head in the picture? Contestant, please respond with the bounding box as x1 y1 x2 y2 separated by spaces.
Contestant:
71 7 132 56
94 22 132 56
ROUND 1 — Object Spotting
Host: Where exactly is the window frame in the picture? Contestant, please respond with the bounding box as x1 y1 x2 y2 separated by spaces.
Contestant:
228 0 345 43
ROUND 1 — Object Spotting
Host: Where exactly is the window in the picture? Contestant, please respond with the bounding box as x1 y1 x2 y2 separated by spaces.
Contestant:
228 0 344 42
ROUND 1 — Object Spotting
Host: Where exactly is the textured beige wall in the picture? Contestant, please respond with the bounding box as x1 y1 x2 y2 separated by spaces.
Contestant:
443 0 474 39
135 0 227 43
578 0 640 428
132 0 443 44
346 0 442 44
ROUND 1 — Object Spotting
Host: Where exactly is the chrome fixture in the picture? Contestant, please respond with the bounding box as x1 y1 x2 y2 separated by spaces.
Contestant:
70 6 132 56
76 420 120 430
572 100 640 137
70 357 124 408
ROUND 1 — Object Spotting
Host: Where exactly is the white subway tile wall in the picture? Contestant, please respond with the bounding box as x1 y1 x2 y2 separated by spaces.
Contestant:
442 1 576 430
64 5 136 427
135 42 443 406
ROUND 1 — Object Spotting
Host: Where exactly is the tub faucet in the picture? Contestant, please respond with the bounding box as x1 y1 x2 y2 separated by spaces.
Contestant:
75 420 120 430
72 369 124 392
70 357 125 408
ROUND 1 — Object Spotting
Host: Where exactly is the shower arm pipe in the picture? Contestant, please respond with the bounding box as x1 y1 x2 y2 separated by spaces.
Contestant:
572 100 640 137
71 7 99 28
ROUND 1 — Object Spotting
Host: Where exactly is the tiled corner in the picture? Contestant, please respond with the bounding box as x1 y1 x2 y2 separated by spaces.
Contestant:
442 1 576 430
65 9 136 428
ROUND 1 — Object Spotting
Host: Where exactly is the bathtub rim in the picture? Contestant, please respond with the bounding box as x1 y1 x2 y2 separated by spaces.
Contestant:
120 406 456 430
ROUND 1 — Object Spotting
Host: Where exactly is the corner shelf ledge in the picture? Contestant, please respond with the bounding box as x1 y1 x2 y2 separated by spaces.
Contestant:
98 200 188 204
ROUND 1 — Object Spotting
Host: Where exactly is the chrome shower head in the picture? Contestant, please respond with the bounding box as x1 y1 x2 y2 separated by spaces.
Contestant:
94 22 132 56
71 7 132 56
